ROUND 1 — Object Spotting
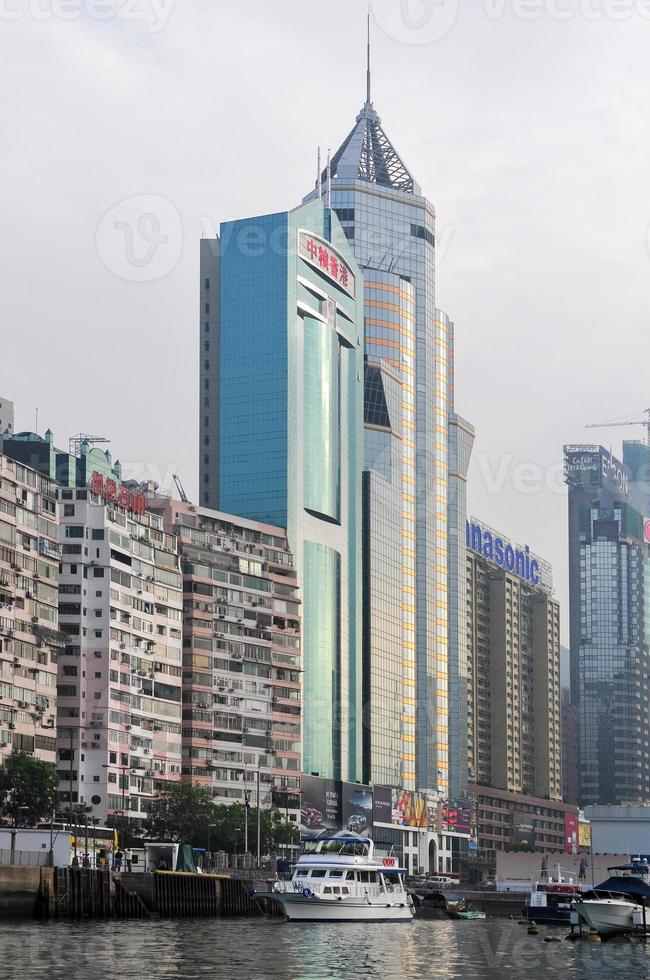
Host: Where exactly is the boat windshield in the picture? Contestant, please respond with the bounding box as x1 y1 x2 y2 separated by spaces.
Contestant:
302 839 371 857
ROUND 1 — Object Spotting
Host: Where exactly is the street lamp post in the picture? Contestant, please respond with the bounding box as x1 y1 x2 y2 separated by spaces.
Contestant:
256 768 261 868
244 789 250 854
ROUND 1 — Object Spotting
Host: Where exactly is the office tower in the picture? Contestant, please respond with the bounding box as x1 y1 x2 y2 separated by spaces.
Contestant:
0 452 60 764
301 67 473 795
200 199 364 782
146 496 302 820
564 444 650 805
465 518 562 802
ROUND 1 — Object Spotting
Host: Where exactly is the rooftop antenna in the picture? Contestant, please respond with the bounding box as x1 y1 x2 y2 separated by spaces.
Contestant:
326 149 332 208
35 407 38 435
367 5 372 106
317 146 322 198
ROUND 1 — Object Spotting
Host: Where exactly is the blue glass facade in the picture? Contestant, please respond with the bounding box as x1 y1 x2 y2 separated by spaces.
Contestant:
565 444 650 805
202 200 364 782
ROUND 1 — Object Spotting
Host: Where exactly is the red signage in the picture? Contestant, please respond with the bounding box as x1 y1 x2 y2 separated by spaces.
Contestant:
644 520 650 544
90 472 145 516
564 812 578 854
382 857 396 868
298 231 356 299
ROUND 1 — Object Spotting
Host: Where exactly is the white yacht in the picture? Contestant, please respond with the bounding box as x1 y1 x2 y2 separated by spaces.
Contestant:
272 834 415 922
574 863 650 936
577 893 644 936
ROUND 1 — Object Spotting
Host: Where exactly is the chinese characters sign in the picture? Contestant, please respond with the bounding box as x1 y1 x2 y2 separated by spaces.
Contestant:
90 472 146 516
298 230 356 299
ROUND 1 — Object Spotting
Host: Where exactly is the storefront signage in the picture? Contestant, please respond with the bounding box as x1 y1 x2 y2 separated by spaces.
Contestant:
298 230 356 299
90 472 145 515
645 520 650 544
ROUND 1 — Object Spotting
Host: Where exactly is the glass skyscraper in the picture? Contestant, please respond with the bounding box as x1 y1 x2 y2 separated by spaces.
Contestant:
304 80 473 796
565 444 650 805
200 199 364 782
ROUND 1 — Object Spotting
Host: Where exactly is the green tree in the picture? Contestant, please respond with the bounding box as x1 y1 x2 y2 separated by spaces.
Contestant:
144 785 299 854
207 803 299 855
0 752 58 826
144 782 216 845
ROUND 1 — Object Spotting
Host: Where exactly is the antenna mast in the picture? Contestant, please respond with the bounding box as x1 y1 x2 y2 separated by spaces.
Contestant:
366 7 372 105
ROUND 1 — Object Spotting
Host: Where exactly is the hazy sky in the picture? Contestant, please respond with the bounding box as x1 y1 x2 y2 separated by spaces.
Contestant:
2 0 649 634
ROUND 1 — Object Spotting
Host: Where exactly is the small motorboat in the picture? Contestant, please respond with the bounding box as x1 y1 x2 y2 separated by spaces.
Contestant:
525 867 584 926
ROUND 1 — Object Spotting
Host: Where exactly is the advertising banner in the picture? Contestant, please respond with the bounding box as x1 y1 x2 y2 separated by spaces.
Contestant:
341 782 373 837
565 812 578 854
441 800 472 836
390 788 428 829
578 819 591 849
372 786 393 826
513 814 535 847
299 776 342 840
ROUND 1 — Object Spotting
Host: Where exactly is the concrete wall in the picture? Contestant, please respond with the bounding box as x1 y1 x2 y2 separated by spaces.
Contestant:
585 805 650 855
0 866 51 919
496 850 629 887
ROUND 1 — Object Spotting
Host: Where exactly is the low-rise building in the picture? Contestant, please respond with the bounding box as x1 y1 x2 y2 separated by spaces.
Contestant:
0 452 60 764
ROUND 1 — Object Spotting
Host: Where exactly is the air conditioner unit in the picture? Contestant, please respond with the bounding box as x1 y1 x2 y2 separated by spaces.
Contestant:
31 616 39 623
8 723 15 730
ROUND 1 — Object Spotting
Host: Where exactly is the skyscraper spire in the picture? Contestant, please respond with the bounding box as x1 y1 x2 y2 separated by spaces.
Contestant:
366 7 372 107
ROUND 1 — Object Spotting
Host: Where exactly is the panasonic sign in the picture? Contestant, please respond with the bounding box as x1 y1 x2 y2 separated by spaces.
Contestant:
466 520 542 587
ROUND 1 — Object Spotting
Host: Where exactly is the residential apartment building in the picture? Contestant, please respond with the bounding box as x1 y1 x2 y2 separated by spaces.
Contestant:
147 497 302 817
0 452 60 764
2 429 185 825
54 472 184 824
465 518 562 801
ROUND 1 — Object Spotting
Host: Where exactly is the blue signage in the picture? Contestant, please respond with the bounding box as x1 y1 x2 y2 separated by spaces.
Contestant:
466 521 540 587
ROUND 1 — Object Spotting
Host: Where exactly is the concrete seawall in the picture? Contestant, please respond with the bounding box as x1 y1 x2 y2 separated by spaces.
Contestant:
0 866 279 921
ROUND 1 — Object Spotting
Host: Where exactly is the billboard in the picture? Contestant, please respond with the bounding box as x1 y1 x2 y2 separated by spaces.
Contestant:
578 819 591 849
300 777 374 840
441 800 472 836
565 812 578 854
299 776 341 840
513 814 535 847
373 787 428 829
341 782 373 837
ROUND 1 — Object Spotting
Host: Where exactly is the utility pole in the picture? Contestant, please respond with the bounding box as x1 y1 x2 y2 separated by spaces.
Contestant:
244 789 250 853
256 768 261 867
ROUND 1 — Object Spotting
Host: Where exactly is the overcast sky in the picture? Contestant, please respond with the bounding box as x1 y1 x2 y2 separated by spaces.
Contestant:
2 0 649 634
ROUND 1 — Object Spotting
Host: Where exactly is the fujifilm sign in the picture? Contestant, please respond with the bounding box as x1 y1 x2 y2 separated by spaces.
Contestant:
466 519 546 589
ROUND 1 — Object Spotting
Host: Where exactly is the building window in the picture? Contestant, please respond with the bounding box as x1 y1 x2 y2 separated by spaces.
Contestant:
64 504 75 517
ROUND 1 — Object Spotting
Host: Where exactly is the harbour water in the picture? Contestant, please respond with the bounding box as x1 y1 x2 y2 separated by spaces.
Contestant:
2 918 650 979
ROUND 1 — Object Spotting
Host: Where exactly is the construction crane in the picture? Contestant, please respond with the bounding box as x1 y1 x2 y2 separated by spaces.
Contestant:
173 474 190 504
586 408 650 447
68 434 110 456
